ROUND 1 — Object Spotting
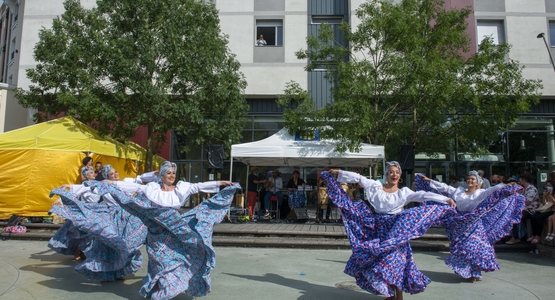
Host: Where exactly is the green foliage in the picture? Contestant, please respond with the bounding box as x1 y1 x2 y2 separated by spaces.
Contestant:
16 0 248 170
279 0 542 158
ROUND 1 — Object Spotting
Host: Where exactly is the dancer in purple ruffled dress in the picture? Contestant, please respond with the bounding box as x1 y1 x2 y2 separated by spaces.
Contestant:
323 162 456 300
415 171 525 282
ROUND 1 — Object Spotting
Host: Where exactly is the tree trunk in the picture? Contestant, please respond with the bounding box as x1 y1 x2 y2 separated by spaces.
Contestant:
145 124 154 172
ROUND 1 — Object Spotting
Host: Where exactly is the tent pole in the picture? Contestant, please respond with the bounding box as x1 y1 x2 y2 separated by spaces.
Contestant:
382 158 386 180
229 156 234 181
227 156 234 220
245 164 250 193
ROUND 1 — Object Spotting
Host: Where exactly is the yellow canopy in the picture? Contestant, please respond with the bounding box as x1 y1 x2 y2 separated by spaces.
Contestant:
0 116 164 219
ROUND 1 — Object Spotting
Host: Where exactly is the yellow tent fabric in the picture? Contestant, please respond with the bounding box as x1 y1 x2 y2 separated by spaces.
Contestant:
0 116 164 219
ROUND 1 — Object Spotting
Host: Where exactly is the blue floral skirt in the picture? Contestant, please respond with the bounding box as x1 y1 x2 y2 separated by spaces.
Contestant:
414 175 525 278
321 171 455 297
48 220 91 256
88 181 239 300
49 188 146 281
288 191 306 208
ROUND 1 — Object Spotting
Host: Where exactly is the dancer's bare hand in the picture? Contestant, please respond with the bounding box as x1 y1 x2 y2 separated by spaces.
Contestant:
329 169 340 175
219 180 234 186
446 198 457 208
421 175 431 181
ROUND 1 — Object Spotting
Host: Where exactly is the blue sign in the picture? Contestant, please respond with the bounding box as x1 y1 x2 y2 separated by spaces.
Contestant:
295 130 320 141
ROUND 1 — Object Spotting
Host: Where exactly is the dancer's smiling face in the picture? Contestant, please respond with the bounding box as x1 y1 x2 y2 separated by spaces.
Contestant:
86 169 96 180
162 168 176 186
107 168 119 181
465 175 478 188
387 166 401 185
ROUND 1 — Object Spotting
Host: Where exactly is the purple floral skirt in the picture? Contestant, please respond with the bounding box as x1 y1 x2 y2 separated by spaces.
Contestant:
321 171 455 297
414 175 525 278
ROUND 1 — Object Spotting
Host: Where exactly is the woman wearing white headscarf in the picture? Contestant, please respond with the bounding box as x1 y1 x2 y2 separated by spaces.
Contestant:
48 166 97 261
87 161 236 300
415 171 525 282
323 162 457 300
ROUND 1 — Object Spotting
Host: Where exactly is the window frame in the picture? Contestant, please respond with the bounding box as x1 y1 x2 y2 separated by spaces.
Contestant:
311 16 343 25
476 20 505 45
255 19 283 47
549 21 555 47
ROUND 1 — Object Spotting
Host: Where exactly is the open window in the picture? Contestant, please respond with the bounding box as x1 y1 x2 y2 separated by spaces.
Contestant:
256 20 283 46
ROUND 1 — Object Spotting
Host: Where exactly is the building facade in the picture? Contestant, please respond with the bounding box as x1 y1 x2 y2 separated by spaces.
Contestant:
1 0 555 185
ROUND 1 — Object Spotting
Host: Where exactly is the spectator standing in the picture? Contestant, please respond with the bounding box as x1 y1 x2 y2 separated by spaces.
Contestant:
80 157 93 182
530 180 555 243
247 167 266 218
506 172 539 244
94 161 103 181
449 175 460 188
477 170 491 189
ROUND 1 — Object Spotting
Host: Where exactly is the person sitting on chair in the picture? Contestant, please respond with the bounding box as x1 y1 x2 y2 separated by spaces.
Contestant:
288 170 307 209
263 169 283 219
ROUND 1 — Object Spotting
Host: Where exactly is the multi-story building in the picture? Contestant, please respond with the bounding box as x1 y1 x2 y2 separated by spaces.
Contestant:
1 0 555 184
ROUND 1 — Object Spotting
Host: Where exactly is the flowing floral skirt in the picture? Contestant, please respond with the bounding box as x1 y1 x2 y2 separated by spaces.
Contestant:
49 188 146 281
48 220 91 256
414 175 525 278
288 191 306 208
321 171 455 297
88 181 239 300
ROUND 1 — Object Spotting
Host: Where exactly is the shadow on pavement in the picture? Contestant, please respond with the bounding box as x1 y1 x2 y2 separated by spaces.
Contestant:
223 272 383 300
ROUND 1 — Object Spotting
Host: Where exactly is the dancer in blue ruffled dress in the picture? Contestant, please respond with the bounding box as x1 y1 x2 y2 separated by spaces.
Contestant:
323 162 457 300
415 171 525 282
48 166 97 260
48 164 156 281
87 161 236 300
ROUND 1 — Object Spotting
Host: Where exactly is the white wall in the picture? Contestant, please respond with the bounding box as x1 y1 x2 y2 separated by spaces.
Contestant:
217 0 309 96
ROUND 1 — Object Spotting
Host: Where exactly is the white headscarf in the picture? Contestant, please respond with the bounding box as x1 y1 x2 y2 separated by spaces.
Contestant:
159 161 177 180
81 166 93 179
468 170 484 187
100 164 114 180
386 161 402 175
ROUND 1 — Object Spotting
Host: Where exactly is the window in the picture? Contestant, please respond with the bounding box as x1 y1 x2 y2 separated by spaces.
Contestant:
311 16 342 25
477 20 505 45
256 20 283 46
550 22 555 47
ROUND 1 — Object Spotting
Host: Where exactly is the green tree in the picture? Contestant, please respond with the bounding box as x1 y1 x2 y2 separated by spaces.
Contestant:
16 0 248 170
278 0 542 159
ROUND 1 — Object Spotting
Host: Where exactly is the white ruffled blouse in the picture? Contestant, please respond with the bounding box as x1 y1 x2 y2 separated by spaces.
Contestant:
337 170 451 214
69 171 159 207
429 180 505 212
69 185 102 203
116 180 221 209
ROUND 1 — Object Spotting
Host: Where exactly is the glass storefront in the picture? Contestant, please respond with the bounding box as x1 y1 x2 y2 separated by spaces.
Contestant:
171 114 555 198
415 116 555 186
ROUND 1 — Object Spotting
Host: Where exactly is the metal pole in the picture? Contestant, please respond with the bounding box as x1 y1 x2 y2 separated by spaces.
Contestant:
538 33 555 73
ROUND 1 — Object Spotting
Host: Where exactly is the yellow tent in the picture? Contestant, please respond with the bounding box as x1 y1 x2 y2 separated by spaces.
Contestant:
0 116 164 219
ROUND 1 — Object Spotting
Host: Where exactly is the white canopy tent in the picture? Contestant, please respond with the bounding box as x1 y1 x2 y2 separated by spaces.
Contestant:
229 128 385 179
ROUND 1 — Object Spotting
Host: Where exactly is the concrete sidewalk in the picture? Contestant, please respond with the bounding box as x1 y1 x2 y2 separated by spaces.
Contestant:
1 240 553 300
